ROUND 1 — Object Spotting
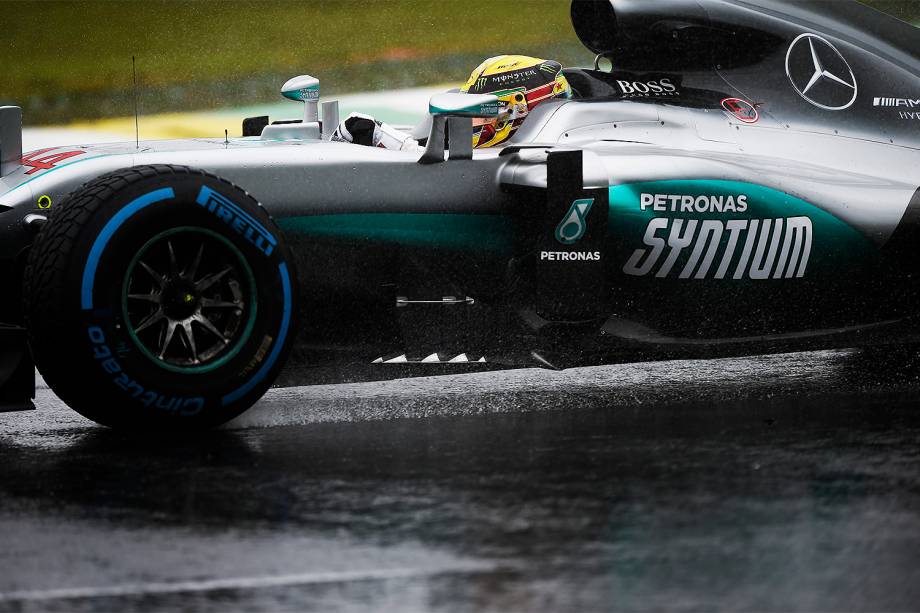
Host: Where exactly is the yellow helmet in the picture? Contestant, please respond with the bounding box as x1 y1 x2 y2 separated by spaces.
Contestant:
461 55 572 148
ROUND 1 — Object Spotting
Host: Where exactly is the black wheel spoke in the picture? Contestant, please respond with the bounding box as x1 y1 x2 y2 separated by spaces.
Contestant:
186 244 205 280
201 297 241 309
158 320 179 359
128 292 161 304
195 266 233 292
139 261 166 288
167 240 179 277
193 312 231 344
134 309 166 334
125 229 250 369
181 321 199 364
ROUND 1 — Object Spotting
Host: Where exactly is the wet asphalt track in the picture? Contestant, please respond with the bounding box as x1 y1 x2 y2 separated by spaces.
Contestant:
2 348 920 611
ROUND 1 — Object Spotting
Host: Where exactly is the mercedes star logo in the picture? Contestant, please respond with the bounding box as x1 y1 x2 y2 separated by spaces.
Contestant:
785 33 857 111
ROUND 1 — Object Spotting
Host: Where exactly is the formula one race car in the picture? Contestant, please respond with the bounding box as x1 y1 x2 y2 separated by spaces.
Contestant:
0 0 918 428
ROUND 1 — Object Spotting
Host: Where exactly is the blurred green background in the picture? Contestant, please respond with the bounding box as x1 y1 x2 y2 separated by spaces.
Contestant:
0 0 916 125
0 0 585 124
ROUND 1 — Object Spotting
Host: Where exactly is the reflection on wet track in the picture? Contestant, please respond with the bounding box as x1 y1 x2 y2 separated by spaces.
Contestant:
2 348 920 611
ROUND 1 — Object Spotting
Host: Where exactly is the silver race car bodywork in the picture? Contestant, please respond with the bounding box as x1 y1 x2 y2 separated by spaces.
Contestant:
0 0 917 426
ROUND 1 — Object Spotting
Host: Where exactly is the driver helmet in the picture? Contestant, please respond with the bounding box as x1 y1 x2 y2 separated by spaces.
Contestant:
461 54 572 148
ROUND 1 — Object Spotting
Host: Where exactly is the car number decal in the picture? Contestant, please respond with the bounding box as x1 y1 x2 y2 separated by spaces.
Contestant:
20 148 86 175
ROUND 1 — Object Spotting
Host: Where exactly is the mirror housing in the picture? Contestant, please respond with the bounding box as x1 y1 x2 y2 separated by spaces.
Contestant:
281 75 320 122
428 93 502 118
420 93 502 164
261 74 335 141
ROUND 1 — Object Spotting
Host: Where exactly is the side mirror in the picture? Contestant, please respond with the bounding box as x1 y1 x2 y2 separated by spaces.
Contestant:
267 74 339 141
428 93 502 118
420 93 502 164
281 75 320 122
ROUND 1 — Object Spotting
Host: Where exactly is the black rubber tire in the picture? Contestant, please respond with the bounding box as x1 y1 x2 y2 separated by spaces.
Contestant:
23 165 297 429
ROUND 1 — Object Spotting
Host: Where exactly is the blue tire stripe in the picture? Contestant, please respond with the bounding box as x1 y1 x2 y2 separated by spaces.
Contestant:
81 187 175 310
222 261 292 406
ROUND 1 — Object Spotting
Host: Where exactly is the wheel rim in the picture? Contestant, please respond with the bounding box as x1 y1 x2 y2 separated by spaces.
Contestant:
122 227 258 374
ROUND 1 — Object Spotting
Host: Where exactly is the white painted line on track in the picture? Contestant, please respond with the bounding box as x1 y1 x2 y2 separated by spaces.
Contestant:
0 563 497 603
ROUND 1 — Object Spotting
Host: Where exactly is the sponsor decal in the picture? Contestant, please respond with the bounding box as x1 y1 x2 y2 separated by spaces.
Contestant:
298 88 320 100
721 98 759 124
555 198 595 245
487 69 538 86
874 97 919 108
640 193 748 214
478 102 502 116
195 186 277 257
494 60 525 70
541 198 601 262
541 251 601 261
87 325 204 415
615 78 678 98
609 180 875 284
623 216 812 279
239 335 274 379
900 111 920 121
20 147 85 175
785 33 857 111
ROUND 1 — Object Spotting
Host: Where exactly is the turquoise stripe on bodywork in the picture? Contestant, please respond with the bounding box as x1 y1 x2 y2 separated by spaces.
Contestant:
609 180 868 234
608 179 875 278
277 213 514 254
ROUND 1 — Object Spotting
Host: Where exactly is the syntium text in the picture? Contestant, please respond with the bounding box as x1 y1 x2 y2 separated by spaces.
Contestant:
622 217 812 280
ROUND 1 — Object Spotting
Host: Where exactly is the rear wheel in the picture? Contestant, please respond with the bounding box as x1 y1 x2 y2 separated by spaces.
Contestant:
23 165 297 429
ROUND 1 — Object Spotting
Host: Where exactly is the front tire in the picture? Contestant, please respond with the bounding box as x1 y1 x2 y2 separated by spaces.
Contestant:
23 165 297 429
